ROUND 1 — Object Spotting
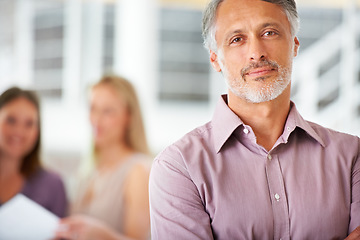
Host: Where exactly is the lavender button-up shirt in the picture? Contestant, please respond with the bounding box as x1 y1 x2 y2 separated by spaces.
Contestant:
149 95 360 240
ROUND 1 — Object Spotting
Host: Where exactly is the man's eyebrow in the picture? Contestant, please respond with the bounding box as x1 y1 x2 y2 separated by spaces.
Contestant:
224 29 244 40
223 22 284 41
261 22 282 29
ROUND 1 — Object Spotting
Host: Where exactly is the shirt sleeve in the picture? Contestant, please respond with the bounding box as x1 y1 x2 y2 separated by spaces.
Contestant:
48 172 68 218
349 137 360 232
149 147 214 240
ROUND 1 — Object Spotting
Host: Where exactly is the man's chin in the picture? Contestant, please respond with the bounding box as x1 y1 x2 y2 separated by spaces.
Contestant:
244 74 274 83
231 88 279 104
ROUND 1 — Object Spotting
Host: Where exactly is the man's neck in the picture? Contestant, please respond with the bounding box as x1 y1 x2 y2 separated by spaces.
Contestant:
228 91 291 151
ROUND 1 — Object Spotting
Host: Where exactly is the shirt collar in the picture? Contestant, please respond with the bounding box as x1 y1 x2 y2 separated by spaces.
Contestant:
212 95 326 153
212 95 244 153
286 102 326 147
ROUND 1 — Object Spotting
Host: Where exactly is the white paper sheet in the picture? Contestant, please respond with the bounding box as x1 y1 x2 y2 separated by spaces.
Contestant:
0 194 59 240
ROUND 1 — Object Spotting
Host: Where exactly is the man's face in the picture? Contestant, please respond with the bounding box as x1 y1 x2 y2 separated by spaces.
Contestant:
210 0 299 103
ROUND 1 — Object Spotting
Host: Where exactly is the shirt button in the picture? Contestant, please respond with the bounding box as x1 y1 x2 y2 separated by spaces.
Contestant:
267 154 272 160
275 193 280 201
243 128 249 134
287 127 291 131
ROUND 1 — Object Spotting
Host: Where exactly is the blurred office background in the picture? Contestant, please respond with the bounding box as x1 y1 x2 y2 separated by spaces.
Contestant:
0 0 359 196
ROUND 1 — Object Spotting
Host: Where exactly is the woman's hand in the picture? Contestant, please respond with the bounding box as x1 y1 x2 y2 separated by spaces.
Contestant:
345 226 360 240
54 215 122 240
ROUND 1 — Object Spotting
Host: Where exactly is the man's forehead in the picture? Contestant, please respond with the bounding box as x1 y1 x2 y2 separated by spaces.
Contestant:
216 0 283 12
215 0 288 25
214 0 292 42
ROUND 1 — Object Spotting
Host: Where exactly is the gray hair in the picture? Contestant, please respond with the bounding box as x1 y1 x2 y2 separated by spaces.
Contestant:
202 0 300 51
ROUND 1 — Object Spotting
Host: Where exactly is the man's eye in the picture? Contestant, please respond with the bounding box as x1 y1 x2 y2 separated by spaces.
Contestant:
264 31 277 36
231 37 243 43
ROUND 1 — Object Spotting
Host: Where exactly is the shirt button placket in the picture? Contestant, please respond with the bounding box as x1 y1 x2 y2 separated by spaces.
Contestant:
265 154 290 239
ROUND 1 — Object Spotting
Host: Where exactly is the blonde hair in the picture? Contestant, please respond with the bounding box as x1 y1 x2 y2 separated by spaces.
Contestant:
92 75 150 155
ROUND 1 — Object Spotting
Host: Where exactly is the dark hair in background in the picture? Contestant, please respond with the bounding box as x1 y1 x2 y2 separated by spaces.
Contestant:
0 87 42 178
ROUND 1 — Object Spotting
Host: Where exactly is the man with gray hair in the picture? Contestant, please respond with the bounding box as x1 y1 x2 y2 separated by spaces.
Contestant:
149 0 360 239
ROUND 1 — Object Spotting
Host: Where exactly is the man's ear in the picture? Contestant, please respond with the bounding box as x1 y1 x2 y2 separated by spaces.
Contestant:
210 50 222 72
293 37 300 57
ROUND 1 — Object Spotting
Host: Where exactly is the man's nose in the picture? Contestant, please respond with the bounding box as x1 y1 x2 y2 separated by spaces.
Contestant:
248 37 267 61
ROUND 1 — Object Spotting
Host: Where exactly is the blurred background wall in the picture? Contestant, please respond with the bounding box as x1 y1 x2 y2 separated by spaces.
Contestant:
0 0 359 196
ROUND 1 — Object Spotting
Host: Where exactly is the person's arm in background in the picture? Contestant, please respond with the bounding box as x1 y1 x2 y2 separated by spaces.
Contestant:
54 162 151 240
149 147 214 240
122 162 151 239
55 215 130 240
50 171 68 218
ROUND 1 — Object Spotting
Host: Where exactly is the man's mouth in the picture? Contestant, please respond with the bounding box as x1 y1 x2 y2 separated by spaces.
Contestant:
241 60 279 79
246 67 276 78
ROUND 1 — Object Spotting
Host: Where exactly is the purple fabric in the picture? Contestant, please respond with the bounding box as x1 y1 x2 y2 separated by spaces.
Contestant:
149 95 360 240
21 168 68 218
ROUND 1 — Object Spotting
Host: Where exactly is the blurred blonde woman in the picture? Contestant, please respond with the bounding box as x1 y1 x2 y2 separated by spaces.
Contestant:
55 75 152 240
